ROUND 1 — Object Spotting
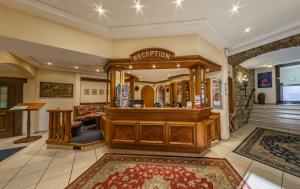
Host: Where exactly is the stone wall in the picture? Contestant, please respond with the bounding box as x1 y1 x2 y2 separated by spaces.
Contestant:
232 65 255 128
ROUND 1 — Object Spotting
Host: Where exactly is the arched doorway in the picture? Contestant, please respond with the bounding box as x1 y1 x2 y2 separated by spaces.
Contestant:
141 85 154 107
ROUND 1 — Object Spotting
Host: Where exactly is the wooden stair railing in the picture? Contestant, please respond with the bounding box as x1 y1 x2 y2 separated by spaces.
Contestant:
246 88 256 107
47 109 72 144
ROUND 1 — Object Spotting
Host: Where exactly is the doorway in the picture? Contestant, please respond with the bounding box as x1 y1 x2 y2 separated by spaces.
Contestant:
0 77 24 138
141 85 154 107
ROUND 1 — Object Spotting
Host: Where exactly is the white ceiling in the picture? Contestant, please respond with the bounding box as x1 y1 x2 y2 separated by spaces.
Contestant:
0 37 107 76
128 68 189 82
241 47 300 69
1 0 300 54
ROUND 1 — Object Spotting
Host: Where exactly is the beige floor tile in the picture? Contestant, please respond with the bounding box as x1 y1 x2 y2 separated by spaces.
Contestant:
243 171 282 189
0 167 22 183
283 172 300 185
250 161 283 178
41 162 73 181
36 174 69 189
282 179 300 189
226 152 252 164
69 166 90 183
75 149 96 161
48 151 75 168
15 161 50 178
226 157 252 176
73 155 96 171
4 171 44 189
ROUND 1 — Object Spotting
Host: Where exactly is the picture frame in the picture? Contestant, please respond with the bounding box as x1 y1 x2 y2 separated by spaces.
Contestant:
40 82 73 98
92 89 97 95
84 89 90 95
99 89 104 95
258 72 272 88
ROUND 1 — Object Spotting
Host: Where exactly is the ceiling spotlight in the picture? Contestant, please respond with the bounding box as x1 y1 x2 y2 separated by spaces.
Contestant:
206 68 210 72
176 64 181 68
133 0 144 14
47 62 52 66
174 0 184 8
74 66 79 69
244 27 251 33
94 3 107 17
267 65 272 68
152 64 156 69
230 3 240 15
129 65 133 69
96 69 100 72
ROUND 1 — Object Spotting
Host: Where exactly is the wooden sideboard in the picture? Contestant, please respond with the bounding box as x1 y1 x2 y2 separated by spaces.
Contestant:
101 108 220 153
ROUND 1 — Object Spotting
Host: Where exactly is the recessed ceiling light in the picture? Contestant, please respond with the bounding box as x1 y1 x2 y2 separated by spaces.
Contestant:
133 0 144 14
206 68 210 72
47 62 52 66
267 65 272 68
174 0 184 8
244 27 251 33
96 69 100 72
176 64 181 68
152 64 156 69
94 3 107 17
129 65 133 69
230 3 240 15
74 66 79 69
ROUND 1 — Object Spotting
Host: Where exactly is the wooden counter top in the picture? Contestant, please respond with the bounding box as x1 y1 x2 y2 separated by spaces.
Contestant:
105 107 212 122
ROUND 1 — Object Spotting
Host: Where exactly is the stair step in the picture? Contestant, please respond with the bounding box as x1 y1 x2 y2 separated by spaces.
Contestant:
249 117 300 126
251 109 300 115
250 113 300 120
248 120 300 132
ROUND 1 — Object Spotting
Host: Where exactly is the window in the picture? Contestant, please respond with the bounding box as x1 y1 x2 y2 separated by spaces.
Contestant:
0 86 8 108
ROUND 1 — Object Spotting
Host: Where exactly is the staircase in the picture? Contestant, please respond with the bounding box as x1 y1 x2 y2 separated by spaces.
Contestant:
249 104 300 132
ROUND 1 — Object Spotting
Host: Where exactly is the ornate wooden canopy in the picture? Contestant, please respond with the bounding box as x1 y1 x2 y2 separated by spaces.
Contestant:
104 48 221 72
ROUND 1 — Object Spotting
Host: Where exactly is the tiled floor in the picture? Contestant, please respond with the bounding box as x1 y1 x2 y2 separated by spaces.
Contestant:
0 124 299 189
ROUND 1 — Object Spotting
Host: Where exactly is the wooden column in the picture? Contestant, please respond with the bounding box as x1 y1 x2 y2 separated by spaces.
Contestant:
189 68 195 106
110 69 116 107
203 67 206 106
195 66 203 106
120 69 125 84
173 82 178 105
181 81 187 107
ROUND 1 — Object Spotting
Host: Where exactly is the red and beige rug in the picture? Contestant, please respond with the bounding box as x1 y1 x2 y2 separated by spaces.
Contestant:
66 153 249 189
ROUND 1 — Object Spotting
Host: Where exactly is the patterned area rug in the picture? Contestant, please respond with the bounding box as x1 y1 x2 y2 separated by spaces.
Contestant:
67 153 249 189
0 146 26 162
234 127 300 177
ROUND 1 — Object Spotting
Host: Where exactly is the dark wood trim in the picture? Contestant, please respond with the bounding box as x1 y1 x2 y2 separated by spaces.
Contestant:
278 61 300 68
80 77 110 83
228 33 300 65
275 65 281 104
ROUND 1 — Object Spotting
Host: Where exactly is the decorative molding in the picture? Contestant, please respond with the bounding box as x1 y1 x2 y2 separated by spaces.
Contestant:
228 33 300 66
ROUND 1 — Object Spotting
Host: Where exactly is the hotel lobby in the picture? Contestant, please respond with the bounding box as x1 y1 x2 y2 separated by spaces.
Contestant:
0 0 300 189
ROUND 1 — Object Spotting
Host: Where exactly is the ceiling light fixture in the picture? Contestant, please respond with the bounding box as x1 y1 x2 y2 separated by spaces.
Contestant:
174 0 184 8
94 3 107 17
230 3 240 15
133 0 144 14
47 62 52 66
96 69 100 72
267 65 272 68
152 64 156 69
244 27 251 33
129 65 133 69
206 68 210 72
74 66 79 69
176 64 181 68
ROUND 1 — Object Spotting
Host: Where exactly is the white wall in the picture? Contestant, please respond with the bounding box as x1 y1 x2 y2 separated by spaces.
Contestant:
255 67 276 104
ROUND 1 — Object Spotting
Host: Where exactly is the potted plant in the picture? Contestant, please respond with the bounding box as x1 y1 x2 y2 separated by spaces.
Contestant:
257 93 266 104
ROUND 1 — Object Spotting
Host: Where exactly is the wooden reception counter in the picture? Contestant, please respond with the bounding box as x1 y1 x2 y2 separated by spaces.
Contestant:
101 107 220 153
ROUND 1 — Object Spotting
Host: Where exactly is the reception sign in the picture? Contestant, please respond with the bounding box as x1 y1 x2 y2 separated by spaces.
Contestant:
258 72 272 88
212 77 223 109
130 48 175 62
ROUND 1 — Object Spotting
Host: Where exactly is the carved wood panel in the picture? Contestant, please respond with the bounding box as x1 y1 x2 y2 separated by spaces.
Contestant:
111 121 136 143
167 122 196 146
138 121 165 144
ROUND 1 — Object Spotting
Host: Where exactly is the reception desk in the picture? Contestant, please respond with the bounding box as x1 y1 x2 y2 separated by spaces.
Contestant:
101 108 220 153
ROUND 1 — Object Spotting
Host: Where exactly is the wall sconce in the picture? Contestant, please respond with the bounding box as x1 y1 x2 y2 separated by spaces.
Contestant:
240 75 248 100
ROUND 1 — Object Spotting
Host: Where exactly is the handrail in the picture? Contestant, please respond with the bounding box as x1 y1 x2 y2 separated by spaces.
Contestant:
246 88 256 107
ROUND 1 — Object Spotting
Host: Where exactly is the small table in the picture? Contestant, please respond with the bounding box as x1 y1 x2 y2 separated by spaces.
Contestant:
10 103 46 144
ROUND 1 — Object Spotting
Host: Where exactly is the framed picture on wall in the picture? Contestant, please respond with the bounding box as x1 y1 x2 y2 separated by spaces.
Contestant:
84 89 90 95
92 89 97 95
99 89 104 95
40 82 73 98
258 72 272 88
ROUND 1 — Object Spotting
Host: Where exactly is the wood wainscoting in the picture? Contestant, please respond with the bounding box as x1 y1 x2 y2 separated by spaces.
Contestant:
101 108 220 153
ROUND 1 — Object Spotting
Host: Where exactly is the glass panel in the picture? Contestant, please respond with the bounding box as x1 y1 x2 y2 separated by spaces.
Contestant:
0 86 8 108
282 85 300 101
